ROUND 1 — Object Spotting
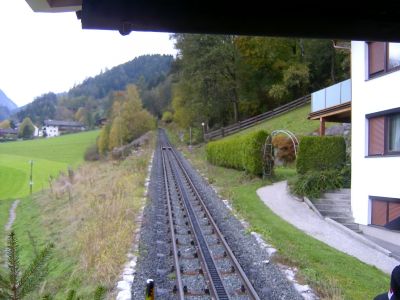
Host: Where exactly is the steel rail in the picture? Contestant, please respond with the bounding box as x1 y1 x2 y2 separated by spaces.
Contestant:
161 146 185 299
165 138 261 300
165 148 229 299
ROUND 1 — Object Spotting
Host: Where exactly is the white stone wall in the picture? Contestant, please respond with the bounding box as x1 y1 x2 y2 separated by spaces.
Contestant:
351 41 400 225
43 125 59 137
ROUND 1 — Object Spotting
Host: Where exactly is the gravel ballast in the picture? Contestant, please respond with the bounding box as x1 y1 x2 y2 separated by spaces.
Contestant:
131 134 303 300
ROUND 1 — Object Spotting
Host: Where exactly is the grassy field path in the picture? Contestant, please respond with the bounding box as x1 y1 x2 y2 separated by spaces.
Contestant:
0 130 98 200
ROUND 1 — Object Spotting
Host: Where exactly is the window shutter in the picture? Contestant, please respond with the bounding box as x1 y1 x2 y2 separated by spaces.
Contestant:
369 116 385 155
371 200 387 226
369 42 385 76
388 202 400 222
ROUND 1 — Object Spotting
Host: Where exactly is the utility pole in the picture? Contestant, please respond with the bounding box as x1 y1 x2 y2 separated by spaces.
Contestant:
29 160 33 196
189 127 192 151
189 127 192 146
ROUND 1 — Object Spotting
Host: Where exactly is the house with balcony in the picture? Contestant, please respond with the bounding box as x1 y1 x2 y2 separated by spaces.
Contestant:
351 41 400 231
308 79 352 135
309 42 400 233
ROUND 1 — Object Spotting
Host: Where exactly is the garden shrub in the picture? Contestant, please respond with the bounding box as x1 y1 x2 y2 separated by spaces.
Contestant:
206 130 268 175
84 144 100 161
161 111 173 123
296 136 346 174
290 169 344 199
340 163 351 188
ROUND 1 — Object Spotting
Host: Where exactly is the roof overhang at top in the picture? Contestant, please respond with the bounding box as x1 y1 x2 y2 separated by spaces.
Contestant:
25 0 82 12
24 1 400 41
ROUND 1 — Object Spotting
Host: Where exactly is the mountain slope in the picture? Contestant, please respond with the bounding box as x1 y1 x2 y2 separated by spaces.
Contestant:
68 54 173 99
15 54 174 125
0 89 18 120
0 89 17 111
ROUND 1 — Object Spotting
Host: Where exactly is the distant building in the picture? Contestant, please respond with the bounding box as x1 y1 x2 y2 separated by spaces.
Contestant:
0 128 18 137
95 117 108 127
0 128 18 142
33 125 42 137
43 120 85 137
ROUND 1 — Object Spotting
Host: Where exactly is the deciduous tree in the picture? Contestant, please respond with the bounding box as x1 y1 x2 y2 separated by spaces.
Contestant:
105 85 155 151
0 119 10 129
97 123 110 155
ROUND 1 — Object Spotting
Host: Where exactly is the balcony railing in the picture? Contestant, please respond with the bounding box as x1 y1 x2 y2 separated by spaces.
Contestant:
311 79 351 113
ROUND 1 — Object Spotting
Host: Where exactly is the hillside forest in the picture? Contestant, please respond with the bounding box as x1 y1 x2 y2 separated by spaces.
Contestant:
10 36 349 144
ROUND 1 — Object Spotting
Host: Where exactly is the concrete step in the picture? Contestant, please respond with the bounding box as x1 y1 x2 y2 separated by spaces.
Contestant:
331 216 355 224
319 211 353 218
314 203 351 212
313 189 361 234
326 188 351 194
323 192 351 200
316 198 351 205
343 222 362 233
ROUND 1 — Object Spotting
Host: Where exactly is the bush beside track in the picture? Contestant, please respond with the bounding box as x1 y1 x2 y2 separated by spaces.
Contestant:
206 130 268 175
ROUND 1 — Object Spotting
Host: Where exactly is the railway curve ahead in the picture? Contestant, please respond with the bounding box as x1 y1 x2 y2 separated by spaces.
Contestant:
131 129 303 300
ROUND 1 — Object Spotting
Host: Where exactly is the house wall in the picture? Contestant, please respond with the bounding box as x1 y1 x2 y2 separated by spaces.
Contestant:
351 41 400 225
43 125 59 137
33 126 41 137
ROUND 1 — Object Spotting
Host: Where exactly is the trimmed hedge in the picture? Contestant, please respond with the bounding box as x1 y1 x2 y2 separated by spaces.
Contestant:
206 130 268 175
296 136 346 174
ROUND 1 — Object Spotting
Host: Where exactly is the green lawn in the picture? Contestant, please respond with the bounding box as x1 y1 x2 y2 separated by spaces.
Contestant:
0 131 98 166
9 194 83 299
233 104 334 137
0 131 98 200
183 146 389 300
7 139 155 298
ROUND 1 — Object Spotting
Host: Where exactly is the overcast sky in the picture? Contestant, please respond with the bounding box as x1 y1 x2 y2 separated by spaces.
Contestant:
0 0 177 107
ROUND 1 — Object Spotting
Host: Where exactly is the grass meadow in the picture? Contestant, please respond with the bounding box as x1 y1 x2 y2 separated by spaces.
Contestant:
12 152 152 298
0 131 98 200
181 145 390 300
0 130 155 298
234 103 335 136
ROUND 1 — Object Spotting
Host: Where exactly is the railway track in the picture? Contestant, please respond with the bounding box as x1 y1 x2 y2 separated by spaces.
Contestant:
159 130 260 300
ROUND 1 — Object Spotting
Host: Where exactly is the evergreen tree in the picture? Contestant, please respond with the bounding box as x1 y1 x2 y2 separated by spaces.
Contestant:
0 231 53 300
18 118 35 139
16 93 57 124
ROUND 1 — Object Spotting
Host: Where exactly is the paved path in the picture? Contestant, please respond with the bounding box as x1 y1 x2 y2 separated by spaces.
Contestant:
5 200 19 231
257 181 398 274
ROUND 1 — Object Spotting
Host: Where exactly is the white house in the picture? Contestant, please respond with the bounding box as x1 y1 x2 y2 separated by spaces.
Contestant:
351 41 400 230
308 41 400 232
42 123 59 137
33 125 43 137
43 120 85 138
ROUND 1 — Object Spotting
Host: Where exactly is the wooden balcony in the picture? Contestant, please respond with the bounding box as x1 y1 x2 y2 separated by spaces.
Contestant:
309 79 351 135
